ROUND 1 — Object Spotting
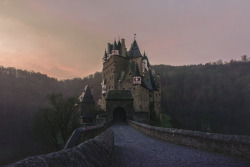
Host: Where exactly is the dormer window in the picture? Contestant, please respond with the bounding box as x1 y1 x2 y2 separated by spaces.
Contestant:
133 76 141 85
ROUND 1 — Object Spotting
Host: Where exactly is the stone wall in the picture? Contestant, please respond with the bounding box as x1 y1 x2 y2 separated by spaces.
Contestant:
103 55 129 91
106 99 134 121
133 112 149 124
132 85 150 113
8 129 114 167
129 120 250 160
64 121 112 149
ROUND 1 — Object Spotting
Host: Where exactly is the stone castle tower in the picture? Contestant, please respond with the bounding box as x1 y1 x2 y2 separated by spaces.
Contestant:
98 37 161 124
79 85 96 123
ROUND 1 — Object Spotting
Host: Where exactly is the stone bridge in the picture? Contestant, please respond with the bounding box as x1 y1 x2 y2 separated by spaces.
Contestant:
9 121 250 167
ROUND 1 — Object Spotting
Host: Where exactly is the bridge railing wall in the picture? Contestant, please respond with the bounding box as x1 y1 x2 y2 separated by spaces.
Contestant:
129 120 250 160
9 121 114 167
64 120 112 149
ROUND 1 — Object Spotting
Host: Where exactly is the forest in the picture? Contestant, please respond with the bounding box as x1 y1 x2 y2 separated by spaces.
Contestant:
0 60 250 165
153 61 250 134
0 67 101 166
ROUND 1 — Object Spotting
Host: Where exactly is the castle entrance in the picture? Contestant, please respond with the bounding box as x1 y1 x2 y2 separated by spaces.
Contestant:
113 107 127 123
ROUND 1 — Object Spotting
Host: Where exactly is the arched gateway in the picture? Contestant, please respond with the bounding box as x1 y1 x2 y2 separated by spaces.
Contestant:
105 90 134 122
113 107 127 123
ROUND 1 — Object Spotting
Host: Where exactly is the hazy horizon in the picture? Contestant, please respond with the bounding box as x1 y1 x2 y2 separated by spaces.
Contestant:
1 0 250 79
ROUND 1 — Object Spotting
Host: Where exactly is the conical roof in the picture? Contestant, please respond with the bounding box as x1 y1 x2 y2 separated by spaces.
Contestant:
129 40 142 58
142 51 148 60
133 63 141 76
142 52 150 68
117 40 121 50
79 85 95 103
113 40 118 50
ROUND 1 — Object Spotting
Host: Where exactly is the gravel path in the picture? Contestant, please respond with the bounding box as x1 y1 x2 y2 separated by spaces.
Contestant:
109 124 250 167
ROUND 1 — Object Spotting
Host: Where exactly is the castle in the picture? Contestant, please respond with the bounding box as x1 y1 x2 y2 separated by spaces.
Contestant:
98 37 161 124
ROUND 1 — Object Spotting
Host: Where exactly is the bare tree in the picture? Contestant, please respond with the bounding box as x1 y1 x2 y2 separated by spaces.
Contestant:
40 93 80 149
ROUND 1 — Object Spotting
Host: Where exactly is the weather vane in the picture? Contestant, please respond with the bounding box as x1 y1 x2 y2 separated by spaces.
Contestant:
133 33 136 40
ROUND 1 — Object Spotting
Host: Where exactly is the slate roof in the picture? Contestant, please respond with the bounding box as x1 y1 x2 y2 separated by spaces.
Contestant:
108 44 113 54
113 40 117 50
142 52 150 68
103 38 159 91
143 71 153 90
79 85 95 103
117 40 121 50
129 40 142 58
106 90 133 100
133 63 141 76
142 70 157 91
142 52 148 60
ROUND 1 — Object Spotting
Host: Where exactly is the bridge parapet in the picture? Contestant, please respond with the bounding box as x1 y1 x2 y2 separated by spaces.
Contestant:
64 120 112 149
129 120 250 160
8 121 113 167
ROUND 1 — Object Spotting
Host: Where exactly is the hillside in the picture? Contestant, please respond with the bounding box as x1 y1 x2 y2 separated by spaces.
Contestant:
1 61 250 165
0 66 101 165
153 62 250 135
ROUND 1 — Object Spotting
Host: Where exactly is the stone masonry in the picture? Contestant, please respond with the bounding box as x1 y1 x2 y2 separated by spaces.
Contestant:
99 37 161 124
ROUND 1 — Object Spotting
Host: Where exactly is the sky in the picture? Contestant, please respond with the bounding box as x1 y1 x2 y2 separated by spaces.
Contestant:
0 0 250 79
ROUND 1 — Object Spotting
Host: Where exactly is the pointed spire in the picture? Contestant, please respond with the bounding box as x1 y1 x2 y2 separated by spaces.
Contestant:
113 39 117 50
129 40 142 58
133 63 141 76
80 85 95 103
117 40 121 50
142 51 148 60
103 49 107 59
